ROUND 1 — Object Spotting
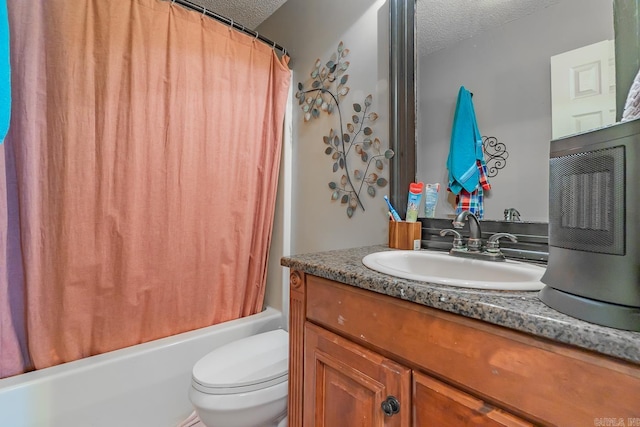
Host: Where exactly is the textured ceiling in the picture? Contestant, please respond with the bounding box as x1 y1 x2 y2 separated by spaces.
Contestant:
183 0 561 53
418 0 562 55
186 0 287 29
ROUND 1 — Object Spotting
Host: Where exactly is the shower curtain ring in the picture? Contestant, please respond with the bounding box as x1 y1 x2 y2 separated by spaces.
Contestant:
229 19 233 29
202 7 206 17
254 32 259 42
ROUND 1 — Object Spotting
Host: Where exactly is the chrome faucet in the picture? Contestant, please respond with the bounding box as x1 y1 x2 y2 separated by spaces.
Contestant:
504 208 521 222
439 210 518 261
452 211 482 251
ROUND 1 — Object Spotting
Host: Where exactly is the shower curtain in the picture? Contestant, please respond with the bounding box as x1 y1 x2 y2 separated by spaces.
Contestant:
0 0 290 376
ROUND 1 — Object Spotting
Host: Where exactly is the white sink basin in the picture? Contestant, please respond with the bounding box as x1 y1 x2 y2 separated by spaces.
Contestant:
362 250 545 291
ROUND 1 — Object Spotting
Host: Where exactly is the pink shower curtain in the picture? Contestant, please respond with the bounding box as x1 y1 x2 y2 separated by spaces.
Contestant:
1 0 290 375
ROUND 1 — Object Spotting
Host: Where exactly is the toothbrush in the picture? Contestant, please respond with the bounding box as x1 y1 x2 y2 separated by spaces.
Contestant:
384 195 402 221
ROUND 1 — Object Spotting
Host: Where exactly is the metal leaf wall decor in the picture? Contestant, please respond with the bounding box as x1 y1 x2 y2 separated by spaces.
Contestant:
482 136 509 178
295 42 394 218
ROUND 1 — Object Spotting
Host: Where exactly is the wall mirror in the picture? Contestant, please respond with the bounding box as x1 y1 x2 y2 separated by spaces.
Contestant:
389 0 640 223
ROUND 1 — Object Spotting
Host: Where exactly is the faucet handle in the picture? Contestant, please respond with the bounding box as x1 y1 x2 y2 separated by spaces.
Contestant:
486 233 518 253
440 229 465 250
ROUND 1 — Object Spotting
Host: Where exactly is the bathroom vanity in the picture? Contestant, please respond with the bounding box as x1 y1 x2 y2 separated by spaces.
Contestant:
282 246 640 426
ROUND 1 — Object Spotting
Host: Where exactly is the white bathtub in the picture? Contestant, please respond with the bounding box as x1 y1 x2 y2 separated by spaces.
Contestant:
0 307 285 427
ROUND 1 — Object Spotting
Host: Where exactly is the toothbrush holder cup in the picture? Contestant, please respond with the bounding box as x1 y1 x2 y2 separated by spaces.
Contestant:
388 221 422 250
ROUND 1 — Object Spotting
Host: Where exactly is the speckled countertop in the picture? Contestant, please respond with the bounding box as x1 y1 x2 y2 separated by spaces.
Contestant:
281 245 640 365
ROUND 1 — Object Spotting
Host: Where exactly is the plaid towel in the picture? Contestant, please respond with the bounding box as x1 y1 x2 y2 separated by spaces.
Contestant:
455 161 491 219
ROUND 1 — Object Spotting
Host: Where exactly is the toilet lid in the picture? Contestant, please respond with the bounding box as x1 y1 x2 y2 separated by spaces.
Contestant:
192 329 288 395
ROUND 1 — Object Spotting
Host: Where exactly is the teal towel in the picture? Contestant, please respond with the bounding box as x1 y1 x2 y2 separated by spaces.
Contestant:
0 0 9 143
447 86 484 194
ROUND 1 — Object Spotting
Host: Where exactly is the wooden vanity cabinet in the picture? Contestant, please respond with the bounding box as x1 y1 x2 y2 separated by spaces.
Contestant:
288 272 640 426
303 322 527 427
413 372 532 427
304 322 411 426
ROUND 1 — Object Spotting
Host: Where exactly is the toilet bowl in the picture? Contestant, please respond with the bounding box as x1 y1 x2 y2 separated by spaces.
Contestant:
189 329 289 427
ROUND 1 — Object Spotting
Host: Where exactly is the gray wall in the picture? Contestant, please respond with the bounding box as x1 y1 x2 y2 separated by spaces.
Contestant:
259 0 391 255
416 0 614 222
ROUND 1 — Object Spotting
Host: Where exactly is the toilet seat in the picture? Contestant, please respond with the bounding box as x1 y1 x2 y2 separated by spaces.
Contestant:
192 329 288 395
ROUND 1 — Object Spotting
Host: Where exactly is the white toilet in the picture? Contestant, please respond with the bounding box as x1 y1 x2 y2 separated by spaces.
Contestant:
189 329 289 427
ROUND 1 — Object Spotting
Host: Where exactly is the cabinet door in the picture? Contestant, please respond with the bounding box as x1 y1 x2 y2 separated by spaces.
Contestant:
413 372 533 427
304 322 411 427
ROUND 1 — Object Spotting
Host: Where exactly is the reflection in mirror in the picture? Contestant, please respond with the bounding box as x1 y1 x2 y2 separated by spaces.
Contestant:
415 0 616 222
551 39 616 139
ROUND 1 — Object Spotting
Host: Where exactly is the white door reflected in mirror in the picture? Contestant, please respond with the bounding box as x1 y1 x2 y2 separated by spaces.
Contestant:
551 40 617 139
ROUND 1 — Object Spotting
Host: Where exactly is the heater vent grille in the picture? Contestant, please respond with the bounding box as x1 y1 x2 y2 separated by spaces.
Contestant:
549 146 625 255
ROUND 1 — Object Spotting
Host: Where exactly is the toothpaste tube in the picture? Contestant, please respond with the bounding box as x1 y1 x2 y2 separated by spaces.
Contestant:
405 182 424 222
424 183 440 218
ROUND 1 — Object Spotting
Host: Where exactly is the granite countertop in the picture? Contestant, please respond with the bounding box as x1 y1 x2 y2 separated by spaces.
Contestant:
281 245 640 365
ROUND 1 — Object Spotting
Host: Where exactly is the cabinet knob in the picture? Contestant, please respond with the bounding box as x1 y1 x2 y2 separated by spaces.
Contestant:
381 395 400 416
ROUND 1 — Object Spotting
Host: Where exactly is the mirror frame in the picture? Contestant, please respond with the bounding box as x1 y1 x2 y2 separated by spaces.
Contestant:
388 0 415 219
614 1 640 121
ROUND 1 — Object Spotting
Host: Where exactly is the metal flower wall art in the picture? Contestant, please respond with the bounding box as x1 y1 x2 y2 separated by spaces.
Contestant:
295 42 394 218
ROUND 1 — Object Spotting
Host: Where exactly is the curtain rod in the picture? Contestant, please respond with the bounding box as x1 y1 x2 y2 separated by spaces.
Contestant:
170 0 287 55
